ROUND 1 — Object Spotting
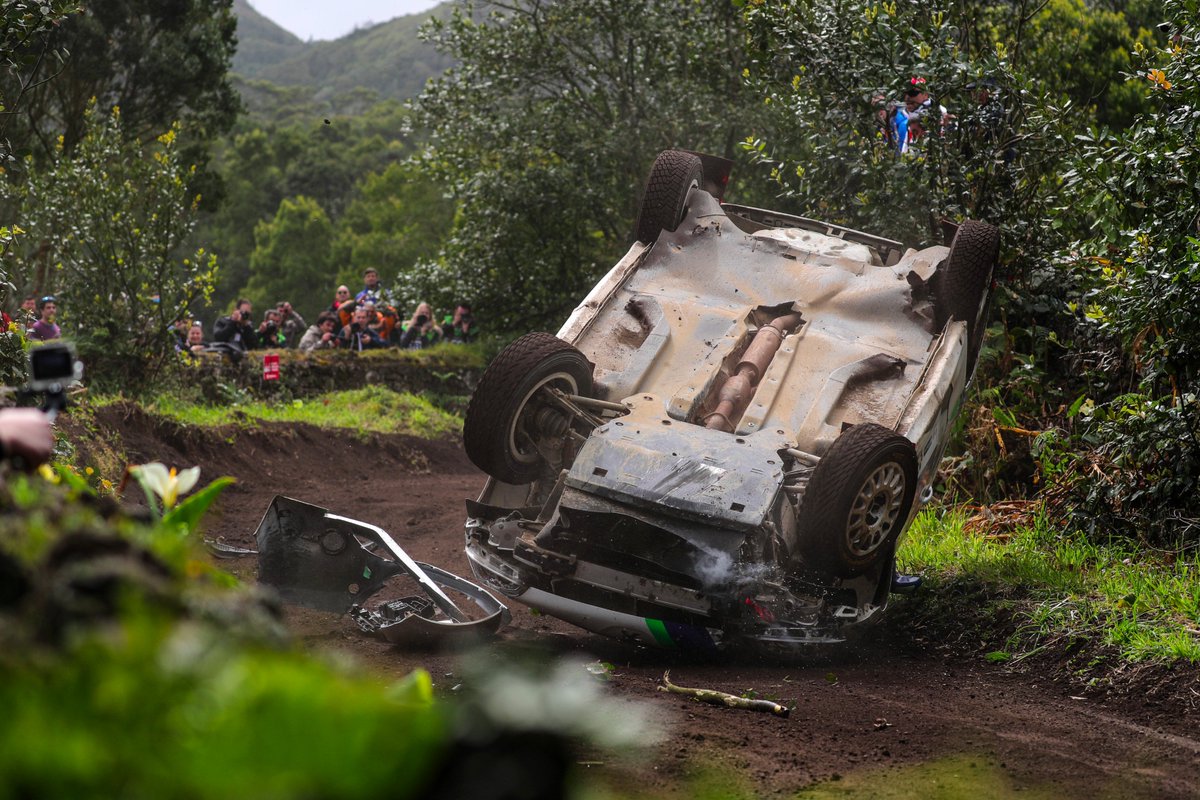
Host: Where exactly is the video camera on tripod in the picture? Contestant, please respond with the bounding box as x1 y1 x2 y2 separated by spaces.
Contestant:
0 342 80 470
25 341 83 419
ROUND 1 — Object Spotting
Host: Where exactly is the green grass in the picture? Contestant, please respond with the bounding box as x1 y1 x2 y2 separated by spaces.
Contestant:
142 386 463 440
899 507 1200 665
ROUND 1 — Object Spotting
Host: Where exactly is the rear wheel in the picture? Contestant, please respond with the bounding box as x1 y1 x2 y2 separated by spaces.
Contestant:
463 333 593 484
937 220 999 372
797 424 918 578
634 150 703 244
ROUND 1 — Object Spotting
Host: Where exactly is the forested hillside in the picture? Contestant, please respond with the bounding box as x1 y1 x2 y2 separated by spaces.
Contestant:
229 0 303 76
232 0 456 110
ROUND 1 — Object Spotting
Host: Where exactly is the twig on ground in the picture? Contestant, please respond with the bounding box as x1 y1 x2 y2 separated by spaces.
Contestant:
658 670 790 718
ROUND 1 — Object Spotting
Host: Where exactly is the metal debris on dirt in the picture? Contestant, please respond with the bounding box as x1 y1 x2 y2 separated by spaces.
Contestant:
658 670 790 718
873 717 894 730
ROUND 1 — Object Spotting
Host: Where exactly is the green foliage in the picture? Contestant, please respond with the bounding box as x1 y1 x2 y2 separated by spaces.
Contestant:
0 628 446 799
737 0 1097 244
900 508 1200 665
0 1 82 164
333 161 455 296
2 0 239 162
0 1 82 382
244 195 335 322
1045 1 1200 542
196 102 430 312
0 467 651 799
409 0 774 330
1020 0 1156 129
0 106 219 389
0 470 446 800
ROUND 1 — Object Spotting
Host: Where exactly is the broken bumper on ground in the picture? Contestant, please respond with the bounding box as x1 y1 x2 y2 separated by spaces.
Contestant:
256 495 510 646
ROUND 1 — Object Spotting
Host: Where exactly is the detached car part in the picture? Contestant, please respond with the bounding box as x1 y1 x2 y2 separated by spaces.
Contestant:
461 149 999 654
256 495 510 646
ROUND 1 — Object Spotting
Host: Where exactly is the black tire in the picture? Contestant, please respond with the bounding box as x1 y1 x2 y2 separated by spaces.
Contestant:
634 150 704 244
797 423 918 578
937 220 999 371
463 332 593 484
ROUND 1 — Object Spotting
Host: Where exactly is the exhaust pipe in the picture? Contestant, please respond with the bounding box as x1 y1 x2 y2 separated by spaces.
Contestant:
703 312 804 432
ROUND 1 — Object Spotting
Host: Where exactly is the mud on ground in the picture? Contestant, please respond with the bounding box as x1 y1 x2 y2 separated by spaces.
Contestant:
66 404 1200 798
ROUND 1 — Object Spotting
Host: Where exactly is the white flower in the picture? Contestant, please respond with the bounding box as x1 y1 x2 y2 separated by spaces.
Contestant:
130 462 201 509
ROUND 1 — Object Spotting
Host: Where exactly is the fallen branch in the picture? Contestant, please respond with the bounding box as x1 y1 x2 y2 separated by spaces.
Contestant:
657 670 790 718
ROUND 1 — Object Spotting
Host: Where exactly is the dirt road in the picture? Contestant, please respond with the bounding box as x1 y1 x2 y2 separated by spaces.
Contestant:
89 407 1200 798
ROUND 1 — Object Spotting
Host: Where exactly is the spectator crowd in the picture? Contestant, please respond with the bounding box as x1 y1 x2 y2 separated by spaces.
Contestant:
171 268 478 358
6 269 478 361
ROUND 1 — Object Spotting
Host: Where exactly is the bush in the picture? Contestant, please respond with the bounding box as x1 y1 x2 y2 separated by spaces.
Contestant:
0 105 218 390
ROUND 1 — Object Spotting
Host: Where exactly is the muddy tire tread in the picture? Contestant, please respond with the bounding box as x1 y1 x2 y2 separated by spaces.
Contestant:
635 151 704 244
797 423 918 578
939 220 1000 370
463 332 592 483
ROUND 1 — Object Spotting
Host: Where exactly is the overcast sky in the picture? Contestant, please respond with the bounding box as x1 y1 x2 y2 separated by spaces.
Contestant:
248 0 445 41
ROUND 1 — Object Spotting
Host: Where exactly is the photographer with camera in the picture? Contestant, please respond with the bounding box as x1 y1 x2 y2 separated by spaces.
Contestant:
441 302 477 344
212 299 259 350
399 302 443 350
257 308 287 349
276 301 307 348
338 307 386 352
299 312 341 351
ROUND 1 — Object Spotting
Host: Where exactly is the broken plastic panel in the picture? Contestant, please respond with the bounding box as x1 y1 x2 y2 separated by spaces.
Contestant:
256 495 510 645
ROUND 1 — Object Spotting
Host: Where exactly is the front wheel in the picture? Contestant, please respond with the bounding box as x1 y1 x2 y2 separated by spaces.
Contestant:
463 333 593 484
796 423 918 578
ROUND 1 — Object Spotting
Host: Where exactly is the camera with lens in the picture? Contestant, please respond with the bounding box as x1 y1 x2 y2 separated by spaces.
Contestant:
415 314 429 327
26 341 83 416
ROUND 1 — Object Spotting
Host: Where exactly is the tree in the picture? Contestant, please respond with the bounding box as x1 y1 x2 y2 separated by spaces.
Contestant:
409 0 774 331
1 0 240 162
0 106 219 388
242 196 335 323
0 1 81 166
197 101 419 312
1018 0 1156 129
1053 0 1200 540
332 161 454 301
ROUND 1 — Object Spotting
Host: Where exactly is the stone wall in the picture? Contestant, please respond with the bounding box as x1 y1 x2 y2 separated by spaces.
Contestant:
170 348 485 403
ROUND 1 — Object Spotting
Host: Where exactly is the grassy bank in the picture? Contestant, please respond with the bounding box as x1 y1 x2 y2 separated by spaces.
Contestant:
113 386 463 440
899 506 1200 666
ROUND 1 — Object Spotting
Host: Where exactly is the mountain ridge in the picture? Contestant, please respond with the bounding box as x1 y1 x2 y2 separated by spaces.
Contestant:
232 0 456 106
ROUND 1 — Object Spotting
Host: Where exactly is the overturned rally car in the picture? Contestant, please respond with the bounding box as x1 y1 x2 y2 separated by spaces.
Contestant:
462 150 999 653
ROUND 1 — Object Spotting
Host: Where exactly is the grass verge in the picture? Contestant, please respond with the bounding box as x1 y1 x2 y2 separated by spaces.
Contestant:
898 504 1200 665
136 385 463 440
